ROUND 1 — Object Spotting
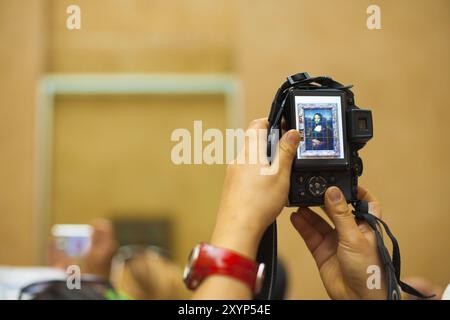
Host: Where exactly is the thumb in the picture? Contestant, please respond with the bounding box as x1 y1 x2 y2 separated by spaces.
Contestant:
273 129 300 177
324 186 364 245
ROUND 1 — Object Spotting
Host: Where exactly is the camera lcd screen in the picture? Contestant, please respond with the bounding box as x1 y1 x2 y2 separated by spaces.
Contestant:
295 95 345 160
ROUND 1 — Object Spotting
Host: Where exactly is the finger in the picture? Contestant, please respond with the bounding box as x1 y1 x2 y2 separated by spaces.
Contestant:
356 218 375 234
290 212 324 254
357 185 377 202
280 118 287 134
257 120 269 165
297 207 333 236
324 186 364 245
91 218 115 246
355 185 382 237
357 185 381 219
354 185 381 235
272 129 300 177
244 118 268 163
247 118 268 130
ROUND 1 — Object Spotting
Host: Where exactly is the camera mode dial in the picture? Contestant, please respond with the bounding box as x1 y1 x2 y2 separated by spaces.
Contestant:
307 176 327 197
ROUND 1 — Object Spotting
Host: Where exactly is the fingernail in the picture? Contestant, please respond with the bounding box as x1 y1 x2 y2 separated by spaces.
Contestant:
327 187 342 203
286 130 300 145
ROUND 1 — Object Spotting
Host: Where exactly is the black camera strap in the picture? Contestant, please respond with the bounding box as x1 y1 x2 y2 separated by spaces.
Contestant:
258 72 432 300
254 222 277 300
352 200 433 300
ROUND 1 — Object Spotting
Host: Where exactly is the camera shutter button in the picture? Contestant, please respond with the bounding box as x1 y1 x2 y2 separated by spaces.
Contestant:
307 176 327 197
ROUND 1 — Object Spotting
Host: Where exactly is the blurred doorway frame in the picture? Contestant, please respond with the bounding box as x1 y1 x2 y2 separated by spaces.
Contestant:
35 73 243 264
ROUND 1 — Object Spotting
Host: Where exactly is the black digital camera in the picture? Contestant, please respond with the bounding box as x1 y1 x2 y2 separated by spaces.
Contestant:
267 72 373 207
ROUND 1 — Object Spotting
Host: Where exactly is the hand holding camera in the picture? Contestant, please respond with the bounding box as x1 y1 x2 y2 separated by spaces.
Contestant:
189 73 426 300
210 118 300 260
291 185 387 300
191 115 382 300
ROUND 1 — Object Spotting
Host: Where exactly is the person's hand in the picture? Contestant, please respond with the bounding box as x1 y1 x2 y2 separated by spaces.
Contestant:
211 118 300 259
291 186 388 299
47 238 77 270
47 219 118 279
83 219 118 279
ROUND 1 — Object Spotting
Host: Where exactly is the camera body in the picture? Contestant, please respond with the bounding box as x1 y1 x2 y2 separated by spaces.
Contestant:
281 84 373 207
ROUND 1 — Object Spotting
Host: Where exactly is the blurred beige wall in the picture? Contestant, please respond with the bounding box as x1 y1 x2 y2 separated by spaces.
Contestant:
46 0 234 72
0 0 448 299
0 0 44 264
52 94 226 266
44 0 234 269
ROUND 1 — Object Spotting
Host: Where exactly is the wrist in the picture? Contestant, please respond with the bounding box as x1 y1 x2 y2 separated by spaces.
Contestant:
184 243 265 296
210 223 263 260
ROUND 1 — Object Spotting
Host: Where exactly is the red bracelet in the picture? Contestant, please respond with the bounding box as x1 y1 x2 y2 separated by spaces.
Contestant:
183 243 265 294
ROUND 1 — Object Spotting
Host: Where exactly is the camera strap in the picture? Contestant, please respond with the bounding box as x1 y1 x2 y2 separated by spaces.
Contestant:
258 72 433 300
254 222 277 300
352 200 434 300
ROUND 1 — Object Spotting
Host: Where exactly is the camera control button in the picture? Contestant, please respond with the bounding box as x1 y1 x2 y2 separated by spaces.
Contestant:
308 176 327 197
353 157 363 176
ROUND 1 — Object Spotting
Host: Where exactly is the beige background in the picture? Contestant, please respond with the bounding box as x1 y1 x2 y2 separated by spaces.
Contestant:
0 0 449 299
0 0 44 264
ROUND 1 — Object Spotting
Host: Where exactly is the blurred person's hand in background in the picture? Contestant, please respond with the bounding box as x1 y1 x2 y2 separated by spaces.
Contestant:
83 219 118 279
48 219 118 280
47 239 77 270
111 246 190 300
47 219 192 300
